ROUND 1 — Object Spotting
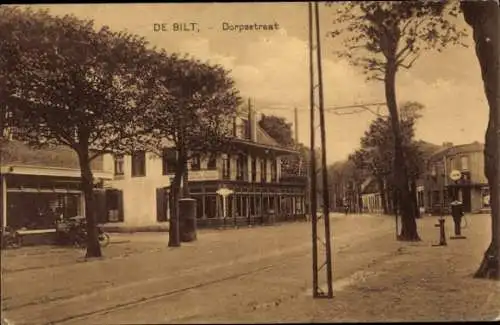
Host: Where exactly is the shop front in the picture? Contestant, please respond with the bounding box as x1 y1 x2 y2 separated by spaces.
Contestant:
1 165 112 244
187 180 307 228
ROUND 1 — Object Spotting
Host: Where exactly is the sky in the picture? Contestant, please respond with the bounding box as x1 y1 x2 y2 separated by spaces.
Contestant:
28 3 489 163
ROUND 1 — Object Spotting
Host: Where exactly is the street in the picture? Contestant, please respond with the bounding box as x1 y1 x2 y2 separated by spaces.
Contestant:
2 213 499 324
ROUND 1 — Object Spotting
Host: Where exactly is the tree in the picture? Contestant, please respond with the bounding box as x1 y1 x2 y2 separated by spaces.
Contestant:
146 51 241 247
258 114 295 147
349 102 425 217
258 114 309 183
327 159 364 213
1 7 156 257
328 1 466 241
461 0 499 280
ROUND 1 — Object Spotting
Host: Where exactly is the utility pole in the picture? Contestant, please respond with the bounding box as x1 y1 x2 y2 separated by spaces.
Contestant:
309 1 333 299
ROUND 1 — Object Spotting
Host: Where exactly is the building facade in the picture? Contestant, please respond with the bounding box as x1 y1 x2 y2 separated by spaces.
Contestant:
423 142 490 215
95 106 307 229
0 140 113 239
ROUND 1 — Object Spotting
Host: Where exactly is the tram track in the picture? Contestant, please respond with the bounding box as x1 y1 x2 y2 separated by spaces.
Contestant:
3 217 396 325
52 224 395 325
63 227 399 325
48 263 281 325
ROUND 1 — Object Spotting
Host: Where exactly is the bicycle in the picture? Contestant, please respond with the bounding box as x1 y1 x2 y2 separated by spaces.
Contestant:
1 227 22 249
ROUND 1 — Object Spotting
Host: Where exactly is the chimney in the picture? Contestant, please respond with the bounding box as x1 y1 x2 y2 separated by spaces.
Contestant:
248 98 258 142
442 142 454 148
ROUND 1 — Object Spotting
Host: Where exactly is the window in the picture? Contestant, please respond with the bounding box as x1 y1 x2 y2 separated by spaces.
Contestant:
156 188 168 222
449 157 456 170
260 158 267 183
222 155 230 179
417 191 424 207
232 117 237 136
432 190 440 204
114 155 124 176
191 155 201 171
251 157 257 182
482 188 490 208
460 156 469 171
205 195 217 218
243 119 251 139
105 189 124 222
270 159 277 182
431 164 437 177
131 151 146 177
162 148 177 175
236 154 247 181
207 154 217 170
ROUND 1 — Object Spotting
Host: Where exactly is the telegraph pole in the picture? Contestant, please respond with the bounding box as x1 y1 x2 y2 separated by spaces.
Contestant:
308 1 319 298
309 1 333 299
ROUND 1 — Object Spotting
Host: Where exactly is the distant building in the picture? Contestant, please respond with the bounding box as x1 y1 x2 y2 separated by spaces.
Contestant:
423 141 489 215
360 176 384 214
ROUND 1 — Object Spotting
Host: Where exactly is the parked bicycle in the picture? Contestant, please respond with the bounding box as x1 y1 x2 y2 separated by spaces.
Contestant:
55 216 110 248
1 227 22 249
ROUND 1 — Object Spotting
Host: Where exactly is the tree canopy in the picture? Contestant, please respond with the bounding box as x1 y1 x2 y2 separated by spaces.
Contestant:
349 102 425 182
1 6 242 252
328 1 467 80
143 51 241 247
258 114 294 147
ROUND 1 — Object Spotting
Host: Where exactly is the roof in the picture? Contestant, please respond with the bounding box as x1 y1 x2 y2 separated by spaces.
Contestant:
232 115 297 155
0 139 104 171
361 177 380 194
360 176 375 193
429 142 484 161
256 125 281 147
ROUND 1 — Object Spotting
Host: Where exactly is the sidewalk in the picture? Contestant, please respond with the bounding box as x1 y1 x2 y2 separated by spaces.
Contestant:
201 214 500 323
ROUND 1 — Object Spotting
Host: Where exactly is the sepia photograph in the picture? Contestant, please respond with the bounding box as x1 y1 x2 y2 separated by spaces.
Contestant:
1 1 499 324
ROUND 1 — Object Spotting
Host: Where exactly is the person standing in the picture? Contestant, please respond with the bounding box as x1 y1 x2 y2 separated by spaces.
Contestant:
343 197 349 215
450 200 464 236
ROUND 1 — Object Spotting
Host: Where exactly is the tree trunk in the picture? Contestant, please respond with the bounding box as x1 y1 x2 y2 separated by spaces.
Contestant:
410 179 420 219
182 158 190 198
77 148 102 258
168 163 182 248
384 63 420 241
462 0 499 279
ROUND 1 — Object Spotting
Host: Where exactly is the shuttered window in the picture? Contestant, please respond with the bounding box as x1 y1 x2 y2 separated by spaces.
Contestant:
93 189 124 223
156 188 168 222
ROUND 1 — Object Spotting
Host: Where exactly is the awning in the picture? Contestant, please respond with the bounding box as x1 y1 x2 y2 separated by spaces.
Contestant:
1 165 113 180
7 188 82 194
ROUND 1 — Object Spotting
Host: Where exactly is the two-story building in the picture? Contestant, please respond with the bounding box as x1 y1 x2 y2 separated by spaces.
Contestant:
424 141 490 215
98 105 307 230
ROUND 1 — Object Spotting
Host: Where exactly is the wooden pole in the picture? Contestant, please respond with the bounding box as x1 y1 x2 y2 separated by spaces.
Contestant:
308 1 319 298
314 1 333 298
